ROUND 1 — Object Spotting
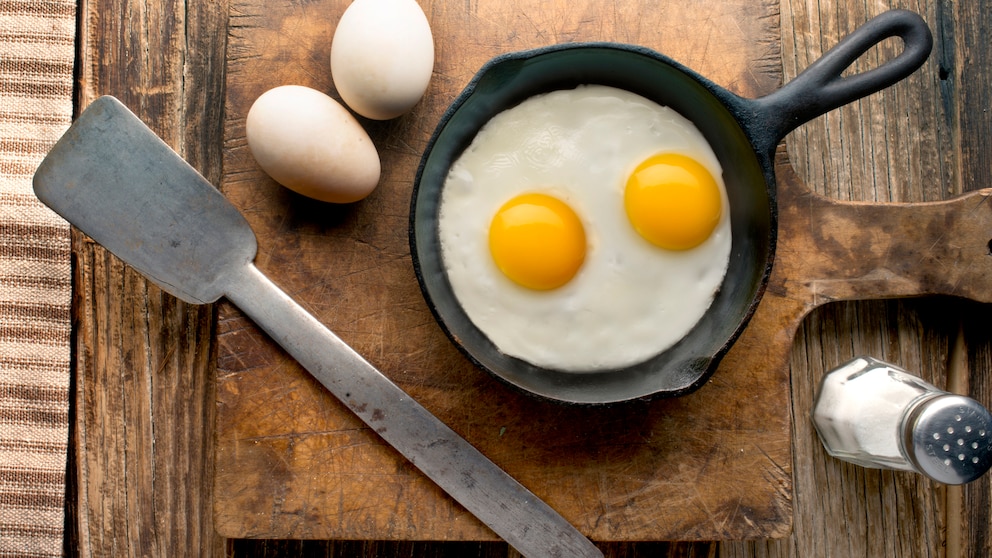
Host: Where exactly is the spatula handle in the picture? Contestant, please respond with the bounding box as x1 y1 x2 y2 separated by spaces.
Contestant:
224 263 602 558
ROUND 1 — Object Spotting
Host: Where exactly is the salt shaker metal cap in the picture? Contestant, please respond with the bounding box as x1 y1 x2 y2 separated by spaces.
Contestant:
812 356 992 485
903 393 992 484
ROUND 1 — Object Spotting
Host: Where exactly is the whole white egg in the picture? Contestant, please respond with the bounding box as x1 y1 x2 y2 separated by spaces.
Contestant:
330 0 434 120
245 85 381 203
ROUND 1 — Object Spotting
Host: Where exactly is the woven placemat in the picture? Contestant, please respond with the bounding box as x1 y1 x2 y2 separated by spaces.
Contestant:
0 0 76 555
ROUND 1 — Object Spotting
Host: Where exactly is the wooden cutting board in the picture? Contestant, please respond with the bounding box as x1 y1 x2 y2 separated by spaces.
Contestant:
213 0 992 541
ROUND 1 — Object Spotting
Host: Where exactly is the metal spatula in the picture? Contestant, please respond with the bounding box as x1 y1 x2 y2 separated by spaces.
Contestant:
34 96 601 558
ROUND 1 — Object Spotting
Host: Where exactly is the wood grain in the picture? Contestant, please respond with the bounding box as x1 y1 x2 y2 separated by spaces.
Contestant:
66 0 992 555
215 0 791 543
69 0 228 555
724 0 992 557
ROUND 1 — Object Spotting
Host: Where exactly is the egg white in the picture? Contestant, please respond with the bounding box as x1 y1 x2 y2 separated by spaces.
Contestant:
438 85 731 372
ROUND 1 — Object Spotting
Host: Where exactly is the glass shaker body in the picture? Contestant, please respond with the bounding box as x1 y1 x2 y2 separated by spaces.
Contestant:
812 356 992 485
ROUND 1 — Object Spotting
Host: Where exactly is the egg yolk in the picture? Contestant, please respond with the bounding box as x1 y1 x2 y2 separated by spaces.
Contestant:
488 193 586 290
624 153 722 250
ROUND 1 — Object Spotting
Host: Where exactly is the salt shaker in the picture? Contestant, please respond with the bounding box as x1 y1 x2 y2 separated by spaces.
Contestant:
812 356 992 485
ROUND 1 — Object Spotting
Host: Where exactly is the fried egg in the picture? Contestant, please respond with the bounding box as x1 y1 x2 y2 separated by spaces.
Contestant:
438 85 731 372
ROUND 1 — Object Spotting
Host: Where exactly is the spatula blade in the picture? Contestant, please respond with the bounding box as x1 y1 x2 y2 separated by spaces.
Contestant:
33 96 256 303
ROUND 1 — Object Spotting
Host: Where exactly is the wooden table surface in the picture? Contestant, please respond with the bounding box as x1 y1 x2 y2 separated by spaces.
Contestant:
66 0 992 556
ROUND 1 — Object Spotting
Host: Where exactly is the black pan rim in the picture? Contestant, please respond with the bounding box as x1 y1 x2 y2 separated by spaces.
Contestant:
408 41 778 405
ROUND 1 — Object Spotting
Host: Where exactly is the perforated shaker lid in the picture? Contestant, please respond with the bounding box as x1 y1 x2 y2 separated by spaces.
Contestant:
904 394 992 485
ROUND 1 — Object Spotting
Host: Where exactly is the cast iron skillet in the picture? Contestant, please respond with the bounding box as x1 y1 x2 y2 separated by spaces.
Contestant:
409 9 933 405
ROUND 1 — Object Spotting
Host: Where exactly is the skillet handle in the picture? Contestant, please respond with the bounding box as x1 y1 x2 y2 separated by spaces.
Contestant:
749 9 932 154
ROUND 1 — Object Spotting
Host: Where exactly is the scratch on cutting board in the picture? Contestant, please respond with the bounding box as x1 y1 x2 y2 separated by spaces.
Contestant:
238 429 370 444
808 268 920 306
